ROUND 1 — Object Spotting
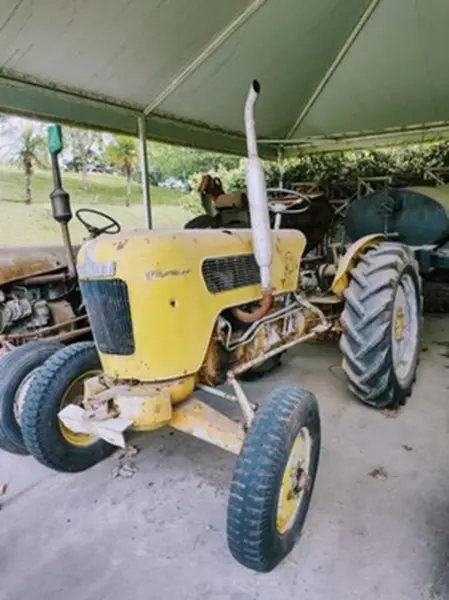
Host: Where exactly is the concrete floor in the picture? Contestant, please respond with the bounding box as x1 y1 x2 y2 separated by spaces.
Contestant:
1 316 449 600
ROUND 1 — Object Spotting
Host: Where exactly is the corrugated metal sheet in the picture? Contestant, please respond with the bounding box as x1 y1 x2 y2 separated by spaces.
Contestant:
0 0 448 155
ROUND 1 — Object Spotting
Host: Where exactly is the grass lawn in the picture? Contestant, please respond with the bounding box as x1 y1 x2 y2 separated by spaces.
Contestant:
0 167 194 245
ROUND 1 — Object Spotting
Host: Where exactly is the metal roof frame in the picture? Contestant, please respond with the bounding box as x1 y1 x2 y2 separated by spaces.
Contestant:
0 0 447 158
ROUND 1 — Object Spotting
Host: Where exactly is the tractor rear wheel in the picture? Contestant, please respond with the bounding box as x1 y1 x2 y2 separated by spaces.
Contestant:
21 342 114 472
340 242 422 409
227 386 320 572
0 340 63 455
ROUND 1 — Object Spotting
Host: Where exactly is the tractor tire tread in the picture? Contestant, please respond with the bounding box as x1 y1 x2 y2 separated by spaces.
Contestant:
21 341 113 472
227 386 320 572
0 340 63 455
339 243 421 409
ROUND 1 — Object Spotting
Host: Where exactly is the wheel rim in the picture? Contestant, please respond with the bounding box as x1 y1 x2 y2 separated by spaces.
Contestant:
59 370 100 447
13 367 40 425
276 427 311 535
391 273 419 386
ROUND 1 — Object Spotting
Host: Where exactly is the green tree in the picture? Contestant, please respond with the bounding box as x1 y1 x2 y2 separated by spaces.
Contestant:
148 142 240 183
3 123 46 204
65 128 105 190
106 136 138 206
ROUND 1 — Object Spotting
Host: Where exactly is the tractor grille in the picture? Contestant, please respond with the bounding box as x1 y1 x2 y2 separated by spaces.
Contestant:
79 279 134 355
202 254 260 293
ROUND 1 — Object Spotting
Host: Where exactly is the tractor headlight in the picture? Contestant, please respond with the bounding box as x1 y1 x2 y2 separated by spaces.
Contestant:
77 260 116 278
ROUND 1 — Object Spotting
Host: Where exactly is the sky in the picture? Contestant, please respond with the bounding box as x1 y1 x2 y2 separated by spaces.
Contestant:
0 115 113 165
0 116 41 163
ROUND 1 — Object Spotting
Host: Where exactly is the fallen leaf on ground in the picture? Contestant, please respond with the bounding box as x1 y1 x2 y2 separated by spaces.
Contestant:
368 467 389 481
112 444 140 461
112 462 137 478
111 444 140 479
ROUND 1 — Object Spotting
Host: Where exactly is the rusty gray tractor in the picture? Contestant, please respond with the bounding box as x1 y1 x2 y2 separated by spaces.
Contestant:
0 125 121 454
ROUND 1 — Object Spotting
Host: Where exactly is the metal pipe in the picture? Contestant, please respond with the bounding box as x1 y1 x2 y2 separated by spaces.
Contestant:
244 80 272 292
54 326 91 343
49 146 77 277
138 115 152 229
197 385 237 402
60 222 77 279
227 373 255 427
22 271 69 285
233 80 273 324
6 315 88 340
294 293 328 325
221 299 299 351
51 153 63 189
232 293 273 324
231 322 331 376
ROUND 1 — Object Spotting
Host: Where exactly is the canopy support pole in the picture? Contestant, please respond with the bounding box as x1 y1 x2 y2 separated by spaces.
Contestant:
138 115 152 229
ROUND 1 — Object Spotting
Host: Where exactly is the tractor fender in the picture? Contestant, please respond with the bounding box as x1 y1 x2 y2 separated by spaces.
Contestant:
331 234 385 297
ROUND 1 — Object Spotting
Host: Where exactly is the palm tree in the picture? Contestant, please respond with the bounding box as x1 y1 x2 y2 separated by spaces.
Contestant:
1 120 46 204
106 136 138 207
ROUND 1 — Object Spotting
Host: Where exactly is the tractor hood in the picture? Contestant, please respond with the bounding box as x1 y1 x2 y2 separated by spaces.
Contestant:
0 244 80 285
76 228 305 382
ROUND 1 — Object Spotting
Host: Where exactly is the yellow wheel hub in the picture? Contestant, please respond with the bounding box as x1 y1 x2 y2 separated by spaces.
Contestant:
394 306 405 341
59 370 99 447
276 428 311 535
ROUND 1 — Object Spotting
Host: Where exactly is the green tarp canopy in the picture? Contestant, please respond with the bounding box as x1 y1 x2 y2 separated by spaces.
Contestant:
0 0 448 157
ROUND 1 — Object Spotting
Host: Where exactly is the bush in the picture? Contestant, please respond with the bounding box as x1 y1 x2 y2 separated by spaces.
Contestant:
178 192 204 216
180 140 449 203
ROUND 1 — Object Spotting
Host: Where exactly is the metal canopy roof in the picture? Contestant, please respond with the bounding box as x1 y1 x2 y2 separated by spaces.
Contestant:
0 0 448 157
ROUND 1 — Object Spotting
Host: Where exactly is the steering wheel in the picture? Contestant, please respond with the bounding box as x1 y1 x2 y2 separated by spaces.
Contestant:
266 188 311 215
75 208 121 237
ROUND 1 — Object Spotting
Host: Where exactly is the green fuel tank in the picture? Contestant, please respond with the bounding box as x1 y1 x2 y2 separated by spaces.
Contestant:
344 186 449 246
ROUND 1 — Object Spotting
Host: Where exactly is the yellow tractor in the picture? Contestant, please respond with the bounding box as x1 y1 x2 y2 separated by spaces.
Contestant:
20 81 422 572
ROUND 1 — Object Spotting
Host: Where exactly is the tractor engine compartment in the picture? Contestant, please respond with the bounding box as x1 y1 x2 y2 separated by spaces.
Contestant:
0 279 83 341
200 290 330 386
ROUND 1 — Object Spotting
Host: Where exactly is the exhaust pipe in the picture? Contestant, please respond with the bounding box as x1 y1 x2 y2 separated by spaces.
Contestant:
232 80 273 324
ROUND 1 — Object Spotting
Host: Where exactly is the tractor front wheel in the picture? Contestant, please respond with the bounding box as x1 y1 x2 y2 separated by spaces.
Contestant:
340 242 422 409
227 386 320 572
0 340 63 455
21 342 114 472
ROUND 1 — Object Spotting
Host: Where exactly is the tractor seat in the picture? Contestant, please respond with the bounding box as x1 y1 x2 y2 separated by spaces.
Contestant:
214 192 247 210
